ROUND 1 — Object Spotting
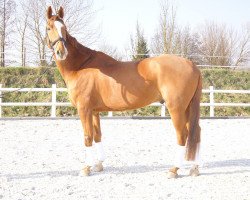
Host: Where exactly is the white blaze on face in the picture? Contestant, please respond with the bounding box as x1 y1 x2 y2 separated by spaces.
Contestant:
54 20 68 60
54 21 64 37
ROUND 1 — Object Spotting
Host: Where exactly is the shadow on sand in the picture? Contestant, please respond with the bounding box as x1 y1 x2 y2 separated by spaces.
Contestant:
1 164 169 181
1 159 249 180
204 159 250 168
199 158 250 176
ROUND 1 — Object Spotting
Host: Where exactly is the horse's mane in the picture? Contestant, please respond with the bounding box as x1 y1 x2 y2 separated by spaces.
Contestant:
66 32 96 56
66 32 118 63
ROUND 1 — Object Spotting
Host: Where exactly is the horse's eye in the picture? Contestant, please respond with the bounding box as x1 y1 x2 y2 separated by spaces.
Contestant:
47 27 51 31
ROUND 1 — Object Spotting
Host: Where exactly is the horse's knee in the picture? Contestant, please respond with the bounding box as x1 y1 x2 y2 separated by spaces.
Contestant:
84 135 93 147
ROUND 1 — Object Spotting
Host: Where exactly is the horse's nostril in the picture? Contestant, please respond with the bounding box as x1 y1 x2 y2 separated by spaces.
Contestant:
56 50 60 55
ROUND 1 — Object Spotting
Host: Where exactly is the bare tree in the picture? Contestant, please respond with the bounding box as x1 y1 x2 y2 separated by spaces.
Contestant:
151 0 201 62
21 0 47 66
151 0 250 67
0 0 16 67
179 27 197 57
198 21 250 66
51 0 100 45
20 0 99 66
234 24 250 66
151 0 178 54
15 1 29 67
199 22 234 65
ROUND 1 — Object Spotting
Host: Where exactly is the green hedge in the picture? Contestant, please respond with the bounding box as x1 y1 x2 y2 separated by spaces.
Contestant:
0 67 249 117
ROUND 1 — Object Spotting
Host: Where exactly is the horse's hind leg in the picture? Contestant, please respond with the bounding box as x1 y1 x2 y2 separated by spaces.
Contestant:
92 112 105 172
186 117 200 177
167 108 189 179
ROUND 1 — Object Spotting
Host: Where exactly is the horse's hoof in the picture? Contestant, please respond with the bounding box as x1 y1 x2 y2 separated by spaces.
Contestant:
82 166 91 176
167 171 178 179
189 165 199 177
93 162 104 172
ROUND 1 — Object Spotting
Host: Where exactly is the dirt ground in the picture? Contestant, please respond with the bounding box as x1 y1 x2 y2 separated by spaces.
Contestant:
0 119 249 200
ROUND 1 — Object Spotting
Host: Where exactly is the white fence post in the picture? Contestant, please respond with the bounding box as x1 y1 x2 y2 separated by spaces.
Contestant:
108 111 113 117
0 84 2 118
209 86 215 117
161 104 166 117
51 84 57 117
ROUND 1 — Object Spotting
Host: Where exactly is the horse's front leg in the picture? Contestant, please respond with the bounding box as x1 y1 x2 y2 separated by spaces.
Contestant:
78 106 95 176
92 112 105 172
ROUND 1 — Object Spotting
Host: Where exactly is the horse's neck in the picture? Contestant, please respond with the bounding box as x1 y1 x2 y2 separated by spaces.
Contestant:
67 35 96 67
55 35 93 72
66 33 117 63
56 33 118 81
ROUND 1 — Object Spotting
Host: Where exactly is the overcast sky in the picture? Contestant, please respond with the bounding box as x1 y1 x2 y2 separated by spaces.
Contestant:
93 0 250 52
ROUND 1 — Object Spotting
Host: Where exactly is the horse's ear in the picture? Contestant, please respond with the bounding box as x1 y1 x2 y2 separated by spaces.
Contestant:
47 6 53 19
57 6 64 19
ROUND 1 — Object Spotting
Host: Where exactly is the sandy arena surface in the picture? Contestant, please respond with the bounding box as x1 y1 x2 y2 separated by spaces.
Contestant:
0 119 249 200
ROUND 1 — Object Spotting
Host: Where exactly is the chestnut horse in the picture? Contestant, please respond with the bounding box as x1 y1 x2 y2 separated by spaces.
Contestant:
46 6 202 178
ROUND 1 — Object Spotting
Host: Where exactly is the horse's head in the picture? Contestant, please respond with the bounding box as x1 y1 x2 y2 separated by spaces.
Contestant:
46 6 68 60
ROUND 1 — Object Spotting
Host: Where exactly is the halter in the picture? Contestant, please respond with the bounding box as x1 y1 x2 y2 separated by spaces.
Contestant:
52 37 66 49
47 35 67 51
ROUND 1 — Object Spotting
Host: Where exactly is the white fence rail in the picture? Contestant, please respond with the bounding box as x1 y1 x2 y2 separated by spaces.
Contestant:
0 84 249 118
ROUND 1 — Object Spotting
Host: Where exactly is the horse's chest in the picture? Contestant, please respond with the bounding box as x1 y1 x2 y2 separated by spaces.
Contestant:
67 89 76 107
66 81 79 107
66 80 92 107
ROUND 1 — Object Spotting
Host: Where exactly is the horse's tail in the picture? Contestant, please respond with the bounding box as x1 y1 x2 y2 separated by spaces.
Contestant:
185 72 202 161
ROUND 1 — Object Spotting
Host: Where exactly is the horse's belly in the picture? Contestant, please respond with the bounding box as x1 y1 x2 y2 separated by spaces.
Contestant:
97 84 161 111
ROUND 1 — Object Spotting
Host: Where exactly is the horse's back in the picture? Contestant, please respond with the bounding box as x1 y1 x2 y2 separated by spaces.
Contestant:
147 54 198 75
139 54 199 84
